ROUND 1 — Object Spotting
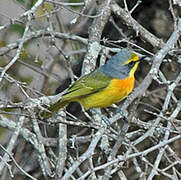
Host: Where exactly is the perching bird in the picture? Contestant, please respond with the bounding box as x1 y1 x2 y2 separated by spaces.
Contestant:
40 48 145 118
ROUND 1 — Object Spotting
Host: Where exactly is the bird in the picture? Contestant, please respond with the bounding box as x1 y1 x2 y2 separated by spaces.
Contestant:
40 48 145 118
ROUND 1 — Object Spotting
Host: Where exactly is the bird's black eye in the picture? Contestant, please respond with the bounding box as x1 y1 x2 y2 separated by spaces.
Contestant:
128 61 135 67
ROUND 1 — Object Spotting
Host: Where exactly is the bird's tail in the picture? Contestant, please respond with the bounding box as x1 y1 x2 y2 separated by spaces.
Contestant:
39 99 69 118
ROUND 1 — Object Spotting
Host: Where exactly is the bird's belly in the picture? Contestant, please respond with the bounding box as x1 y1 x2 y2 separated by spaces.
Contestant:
79 77 135 109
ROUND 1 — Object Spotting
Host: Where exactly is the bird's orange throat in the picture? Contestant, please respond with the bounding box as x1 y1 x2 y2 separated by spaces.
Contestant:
107 76 135 102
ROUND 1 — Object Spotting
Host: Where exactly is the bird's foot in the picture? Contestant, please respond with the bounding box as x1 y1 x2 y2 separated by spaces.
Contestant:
115 108 128 121
90 108 111 126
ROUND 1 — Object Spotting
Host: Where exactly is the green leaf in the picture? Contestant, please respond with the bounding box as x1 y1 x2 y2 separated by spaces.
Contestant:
16 0 25 3
9 24 25 35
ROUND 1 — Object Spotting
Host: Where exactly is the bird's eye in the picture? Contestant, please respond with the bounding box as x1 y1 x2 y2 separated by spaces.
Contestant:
129 61 135 66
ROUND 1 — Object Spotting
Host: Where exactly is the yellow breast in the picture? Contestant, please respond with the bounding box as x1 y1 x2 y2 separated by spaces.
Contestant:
79 77 135 109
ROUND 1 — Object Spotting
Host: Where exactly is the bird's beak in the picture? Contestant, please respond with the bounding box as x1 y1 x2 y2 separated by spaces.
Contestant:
135 52 146 61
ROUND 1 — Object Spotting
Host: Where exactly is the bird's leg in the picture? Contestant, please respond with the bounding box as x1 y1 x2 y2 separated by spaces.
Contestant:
107 105 128 120
115 108 128 120
90 108 119 136
80 105 92 121
90 108 111 126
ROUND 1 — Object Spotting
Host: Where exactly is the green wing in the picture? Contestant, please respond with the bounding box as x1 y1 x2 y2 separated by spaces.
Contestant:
62 70 112 100
40 70 112 118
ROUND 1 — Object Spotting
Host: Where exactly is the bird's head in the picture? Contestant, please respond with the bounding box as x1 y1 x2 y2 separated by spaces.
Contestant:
103 48 145 79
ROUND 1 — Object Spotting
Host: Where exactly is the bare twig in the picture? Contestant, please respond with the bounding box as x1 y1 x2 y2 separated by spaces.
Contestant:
55 111 67 178
122 18 181 113
0 144 37 180
0 15 31 82
30 112 53 177
62 126 106 180
82 0 111 74
0 115 25 174
0 30 88 56
111 2 164 48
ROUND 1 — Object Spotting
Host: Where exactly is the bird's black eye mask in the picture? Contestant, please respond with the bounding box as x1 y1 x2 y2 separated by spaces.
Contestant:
128 61 136 67
127 55 146 68
125 61 134 69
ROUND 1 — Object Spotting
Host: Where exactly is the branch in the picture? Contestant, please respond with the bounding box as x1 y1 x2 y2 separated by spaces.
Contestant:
0 144 37 180
55 111 67 178
0 0 44 32
111 2 164 48
0 115 25 174
0 30 88 56
0 0 46 82
122 18 181 112
82 0 111 74
62 126 106 180
0 16 31 82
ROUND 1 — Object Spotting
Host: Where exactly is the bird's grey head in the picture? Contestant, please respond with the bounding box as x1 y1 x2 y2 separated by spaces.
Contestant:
99 48 145 79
